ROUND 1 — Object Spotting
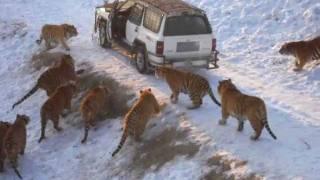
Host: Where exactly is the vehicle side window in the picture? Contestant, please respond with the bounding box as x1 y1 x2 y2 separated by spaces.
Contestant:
128 4 144 25
143 8 163 33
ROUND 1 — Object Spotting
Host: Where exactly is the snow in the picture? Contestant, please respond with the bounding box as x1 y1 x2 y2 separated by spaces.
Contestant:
1 0 320 179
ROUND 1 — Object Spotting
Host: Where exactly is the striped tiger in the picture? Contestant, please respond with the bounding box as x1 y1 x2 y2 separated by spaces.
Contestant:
218 79 277 140
0 121 12 173
112 88 165 157
279 36 320 71
12 54 77 110
36 23 78 51
38 82 77 143
155 66 220 109
2 114 30 179
80 86 109 143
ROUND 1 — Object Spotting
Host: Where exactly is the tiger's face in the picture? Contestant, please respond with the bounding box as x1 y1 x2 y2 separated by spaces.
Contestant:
16 114 30 125
218 79 235 95
154 67 165 79
63 24 78 38
139 88 155 100
279 42 293 55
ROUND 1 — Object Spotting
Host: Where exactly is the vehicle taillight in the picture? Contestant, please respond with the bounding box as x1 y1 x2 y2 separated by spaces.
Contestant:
212 39 216 51
156 41 164 55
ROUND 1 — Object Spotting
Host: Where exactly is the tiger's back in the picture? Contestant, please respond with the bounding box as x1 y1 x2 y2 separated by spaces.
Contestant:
80 86 109 143
112 88 163 156
279 36 320 71
38 55 76 95
155 66 220 109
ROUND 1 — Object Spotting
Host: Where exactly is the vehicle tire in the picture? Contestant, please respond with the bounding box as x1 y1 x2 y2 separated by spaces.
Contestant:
99 19 111 48
135 47 148 74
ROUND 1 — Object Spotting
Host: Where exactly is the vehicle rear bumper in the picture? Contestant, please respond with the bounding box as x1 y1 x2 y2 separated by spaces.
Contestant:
147 51 219 69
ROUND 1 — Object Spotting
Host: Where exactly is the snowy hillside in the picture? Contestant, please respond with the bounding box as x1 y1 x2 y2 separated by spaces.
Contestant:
1 0 320 179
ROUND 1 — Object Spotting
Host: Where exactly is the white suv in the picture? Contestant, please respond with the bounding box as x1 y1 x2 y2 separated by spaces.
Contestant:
94 0 219 73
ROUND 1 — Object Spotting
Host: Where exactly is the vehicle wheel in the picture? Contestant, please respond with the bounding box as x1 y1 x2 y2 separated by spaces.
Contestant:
99 19 111 48
135 47 148 74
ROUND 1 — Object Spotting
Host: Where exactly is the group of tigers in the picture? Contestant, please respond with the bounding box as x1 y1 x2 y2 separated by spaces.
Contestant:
1 20 319 179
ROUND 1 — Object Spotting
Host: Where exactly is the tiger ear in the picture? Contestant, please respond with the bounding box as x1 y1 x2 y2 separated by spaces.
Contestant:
140 90 143 94
148 88 151 92
228 79 232 82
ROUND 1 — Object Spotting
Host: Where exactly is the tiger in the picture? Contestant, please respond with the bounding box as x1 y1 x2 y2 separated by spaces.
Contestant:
2 114 30 179
38 82 77 143
12 54 77 110
112 88 166 157
80 86 110 143
155 66 221 109
279 36 320 71
0 121 12 172
36 23 78 51
217 79 277 140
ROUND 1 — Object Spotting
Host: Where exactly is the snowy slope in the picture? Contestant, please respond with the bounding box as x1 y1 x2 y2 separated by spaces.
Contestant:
1 0 320 179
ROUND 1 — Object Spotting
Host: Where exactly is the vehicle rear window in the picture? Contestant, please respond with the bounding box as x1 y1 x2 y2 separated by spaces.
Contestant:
128 4 144 25
164 15 212 36
143 8 163 33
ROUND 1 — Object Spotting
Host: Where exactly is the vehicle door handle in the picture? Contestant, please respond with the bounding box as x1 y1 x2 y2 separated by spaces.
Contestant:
135 27 138 32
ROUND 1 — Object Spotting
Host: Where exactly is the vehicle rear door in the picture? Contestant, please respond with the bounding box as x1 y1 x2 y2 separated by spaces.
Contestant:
126 3 144 45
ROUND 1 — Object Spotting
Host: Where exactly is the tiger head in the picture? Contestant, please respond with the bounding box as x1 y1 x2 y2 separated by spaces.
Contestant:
62 24 78 39
155 66 171 79
279 42 295 55
15 114 30 125
218 79 238 95
139 88 156 100
60 54 75 67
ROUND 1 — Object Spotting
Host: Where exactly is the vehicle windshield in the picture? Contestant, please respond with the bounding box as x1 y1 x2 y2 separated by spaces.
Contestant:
164 15 212 36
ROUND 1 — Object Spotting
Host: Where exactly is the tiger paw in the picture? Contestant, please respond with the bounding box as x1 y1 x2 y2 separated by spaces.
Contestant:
38 136 46 143
218 120 226 125
293 68 302 72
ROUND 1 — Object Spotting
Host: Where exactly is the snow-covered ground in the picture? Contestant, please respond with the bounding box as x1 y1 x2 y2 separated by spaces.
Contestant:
1 0 320 179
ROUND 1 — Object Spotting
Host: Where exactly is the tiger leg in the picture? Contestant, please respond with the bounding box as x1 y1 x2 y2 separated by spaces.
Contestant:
60 38 70 51
0 152 4 172
170 90 179 104
248 118 263 140
219 108 229 125
134 125 144 142
45 40 53 50
52 115 63 132
188 93 202 109
39 116 47 143
81 122 90 144
237 118 245 132
20 133 26 155
0 160 3 172
294 58 306 71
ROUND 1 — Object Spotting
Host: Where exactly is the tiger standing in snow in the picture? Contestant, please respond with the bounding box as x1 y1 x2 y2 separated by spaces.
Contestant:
155 66 220 109
80 85 110 143
217 79 277 140
1 114 30 179
36 23 78 51
12 54 77 110
38 82 77 143
112 88 166 157
279 36 320 71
